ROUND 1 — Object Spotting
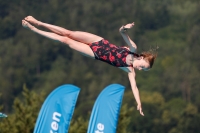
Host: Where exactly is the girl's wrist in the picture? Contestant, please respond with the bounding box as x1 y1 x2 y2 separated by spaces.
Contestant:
120 25 127 33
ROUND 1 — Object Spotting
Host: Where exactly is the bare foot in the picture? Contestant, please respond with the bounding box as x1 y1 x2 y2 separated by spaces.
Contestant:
24 16 40 26
22 20 35 30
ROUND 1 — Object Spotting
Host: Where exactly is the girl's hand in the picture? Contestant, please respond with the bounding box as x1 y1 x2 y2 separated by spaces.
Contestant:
119 22 134 33
137 104 144 116
124 22 134 29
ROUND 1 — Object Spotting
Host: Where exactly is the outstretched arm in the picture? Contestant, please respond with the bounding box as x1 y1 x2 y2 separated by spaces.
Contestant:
119 23 137 53
128 68 144 116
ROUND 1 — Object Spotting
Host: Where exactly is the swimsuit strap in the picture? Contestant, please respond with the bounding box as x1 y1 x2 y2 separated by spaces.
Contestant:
129 51 140 57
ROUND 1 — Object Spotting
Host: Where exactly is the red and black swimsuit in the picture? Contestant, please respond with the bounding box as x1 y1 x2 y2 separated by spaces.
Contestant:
89 39 138 67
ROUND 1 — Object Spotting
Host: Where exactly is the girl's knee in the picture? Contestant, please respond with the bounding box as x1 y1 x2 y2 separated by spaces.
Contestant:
62 30 73 37
59 36 70 44
66 31 76 38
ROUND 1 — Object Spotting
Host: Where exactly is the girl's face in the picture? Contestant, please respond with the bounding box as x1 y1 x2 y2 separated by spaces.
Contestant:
133 57 150 71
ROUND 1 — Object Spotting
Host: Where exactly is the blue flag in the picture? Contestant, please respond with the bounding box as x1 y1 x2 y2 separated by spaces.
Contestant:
34 84 80 133
87 84 125 133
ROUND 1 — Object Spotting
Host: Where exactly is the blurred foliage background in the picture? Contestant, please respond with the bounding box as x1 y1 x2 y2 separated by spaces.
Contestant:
0 0 200 132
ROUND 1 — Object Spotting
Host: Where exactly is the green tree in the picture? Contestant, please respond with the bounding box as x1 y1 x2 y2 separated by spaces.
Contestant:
0 85 45 133
117 104 134 133
69 117 88 133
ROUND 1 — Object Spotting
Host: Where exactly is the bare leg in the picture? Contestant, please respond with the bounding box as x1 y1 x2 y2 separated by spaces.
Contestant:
24 16 103 44
22 20 95 58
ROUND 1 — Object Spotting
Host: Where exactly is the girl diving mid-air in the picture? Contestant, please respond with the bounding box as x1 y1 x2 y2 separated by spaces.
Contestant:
22 16 157 116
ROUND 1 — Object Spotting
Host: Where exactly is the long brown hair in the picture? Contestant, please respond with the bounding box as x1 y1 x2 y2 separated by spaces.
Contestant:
140 46 158 68
128 46 158 68
140 52 157 68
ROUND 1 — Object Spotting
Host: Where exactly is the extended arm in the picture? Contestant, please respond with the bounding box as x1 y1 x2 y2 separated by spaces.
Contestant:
119 23 137 53
128 69 144 116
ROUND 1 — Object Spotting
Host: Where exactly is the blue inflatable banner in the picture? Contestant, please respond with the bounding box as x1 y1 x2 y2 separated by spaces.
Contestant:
34 84 80 133
87 84 125 133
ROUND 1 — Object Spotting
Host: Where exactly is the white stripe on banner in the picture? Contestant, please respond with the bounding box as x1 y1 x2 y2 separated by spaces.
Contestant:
87 84 125 133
